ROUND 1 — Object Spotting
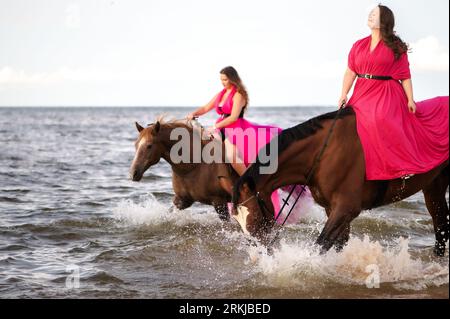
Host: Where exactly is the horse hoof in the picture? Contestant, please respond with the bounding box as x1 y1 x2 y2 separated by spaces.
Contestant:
317 241 332 255
433 245 446 257
218 213 230 222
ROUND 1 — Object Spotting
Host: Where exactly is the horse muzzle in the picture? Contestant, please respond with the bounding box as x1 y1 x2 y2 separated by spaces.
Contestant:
129 168 143 181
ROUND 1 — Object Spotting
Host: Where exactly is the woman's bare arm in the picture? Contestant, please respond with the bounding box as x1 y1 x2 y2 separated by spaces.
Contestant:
187 93 218 119
339 67 357 107
401 78 416 113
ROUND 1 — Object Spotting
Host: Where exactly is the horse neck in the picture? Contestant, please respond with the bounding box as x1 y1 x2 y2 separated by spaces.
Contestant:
256 135 320 195
158 124 203 176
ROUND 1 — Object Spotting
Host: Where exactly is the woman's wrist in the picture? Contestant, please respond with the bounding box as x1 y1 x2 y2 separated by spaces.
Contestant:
339 94 348 103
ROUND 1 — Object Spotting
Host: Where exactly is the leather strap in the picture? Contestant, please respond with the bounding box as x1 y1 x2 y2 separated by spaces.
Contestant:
357 73 392 80
221 108 245 118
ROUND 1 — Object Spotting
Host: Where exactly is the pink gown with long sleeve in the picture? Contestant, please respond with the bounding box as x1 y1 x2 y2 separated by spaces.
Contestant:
347 36 449 180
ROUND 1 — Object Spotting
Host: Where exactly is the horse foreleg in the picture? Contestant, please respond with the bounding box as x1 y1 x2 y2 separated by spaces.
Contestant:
423 167 449 257
316 204 360 253
334 224 351 252
173 195 193 210
214 203 230 221
322 206 350 251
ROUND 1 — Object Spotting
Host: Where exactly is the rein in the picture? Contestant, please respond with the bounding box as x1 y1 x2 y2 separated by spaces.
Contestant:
236 194 257 206
237 104 345 244
275 104 345 226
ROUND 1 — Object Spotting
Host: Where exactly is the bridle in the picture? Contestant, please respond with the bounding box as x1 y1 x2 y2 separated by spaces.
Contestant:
236 191 273 219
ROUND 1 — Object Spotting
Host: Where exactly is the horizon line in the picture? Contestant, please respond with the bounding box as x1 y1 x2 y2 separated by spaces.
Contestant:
0 105 337 108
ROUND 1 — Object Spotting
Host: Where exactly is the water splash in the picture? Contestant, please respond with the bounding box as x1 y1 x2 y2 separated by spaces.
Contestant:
249 235 449 290
112 193 220 227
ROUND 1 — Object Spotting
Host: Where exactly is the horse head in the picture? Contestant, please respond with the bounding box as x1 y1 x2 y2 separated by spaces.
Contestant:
129 121 164 181
232 174 274 242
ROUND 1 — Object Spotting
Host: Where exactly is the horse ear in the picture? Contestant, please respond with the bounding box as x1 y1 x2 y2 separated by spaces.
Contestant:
244 177 255 192
152 121 161 136
242 182 251 193
135 122 144 132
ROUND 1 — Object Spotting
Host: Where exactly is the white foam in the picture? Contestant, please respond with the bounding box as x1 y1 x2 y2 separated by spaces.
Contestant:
112 194 449 292
250 235 449 290
112 193 220 227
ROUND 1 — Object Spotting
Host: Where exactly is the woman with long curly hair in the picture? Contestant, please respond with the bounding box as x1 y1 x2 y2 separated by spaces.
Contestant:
339 4 448 180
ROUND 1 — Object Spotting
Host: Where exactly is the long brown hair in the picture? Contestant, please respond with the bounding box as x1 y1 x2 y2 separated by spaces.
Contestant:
378 4 409 60
220 66 249 108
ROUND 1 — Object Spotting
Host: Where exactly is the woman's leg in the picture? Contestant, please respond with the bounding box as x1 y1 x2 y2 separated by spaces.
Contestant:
224 138 247 176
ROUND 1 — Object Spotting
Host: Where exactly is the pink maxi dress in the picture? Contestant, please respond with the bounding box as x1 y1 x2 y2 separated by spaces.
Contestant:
347 36 449 180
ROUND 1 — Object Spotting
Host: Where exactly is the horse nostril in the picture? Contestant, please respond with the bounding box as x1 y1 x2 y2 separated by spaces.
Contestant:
130 169 140 181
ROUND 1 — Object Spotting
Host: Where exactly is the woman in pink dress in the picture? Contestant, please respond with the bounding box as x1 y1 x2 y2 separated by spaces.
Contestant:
186 66 284 215
339 5 449 180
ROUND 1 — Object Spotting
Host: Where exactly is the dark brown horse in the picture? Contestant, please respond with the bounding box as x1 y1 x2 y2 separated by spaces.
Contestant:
232 107 449 256
129 117 238 220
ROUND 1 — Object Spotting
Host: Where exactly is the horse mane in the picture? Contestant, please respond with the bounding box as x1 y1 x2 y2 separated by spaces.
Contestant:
147 114 194 130
232 107 355 206
148 114 221 147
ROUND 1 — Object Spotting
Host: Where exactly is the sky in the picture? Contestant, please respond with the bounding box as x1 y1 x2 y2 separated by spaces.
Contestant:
0 0 448 107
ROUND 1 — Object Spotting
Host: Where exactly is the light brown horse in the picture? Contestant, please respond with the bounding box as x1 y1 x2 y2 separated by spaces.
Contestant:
129 117 237 220
232 107 449 256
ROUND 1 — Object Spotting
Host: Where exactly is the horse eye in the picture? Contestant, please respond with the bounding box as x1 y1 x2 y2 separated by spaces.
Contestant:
147 144 152 149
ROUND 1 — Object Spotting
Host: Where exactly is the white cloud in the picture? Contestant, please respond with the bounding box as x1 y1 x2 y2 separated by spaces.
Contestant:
409 36 449 72
0 1 447 106
65 4 81 29
0 66 123 86
290 60 346 80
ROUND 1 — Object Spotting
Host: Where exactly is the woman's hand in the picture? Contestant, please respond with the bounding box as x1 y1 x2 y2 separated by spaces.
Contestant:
338 95 348 108
206 125 217 134
186 113 195 120
205 125 219 139
407 100 416 114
